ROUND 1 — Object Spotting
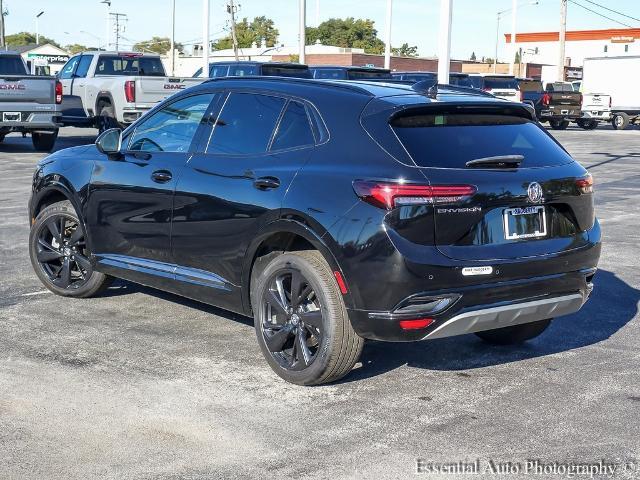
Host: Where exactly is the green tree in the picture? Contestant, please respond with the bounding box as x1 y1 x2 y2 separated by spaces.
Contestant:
65 43 88 55
392 43 418 57
470 51 476 61
212 16 279 50
305 18 385 54
6 32 61 48
133 36 183 55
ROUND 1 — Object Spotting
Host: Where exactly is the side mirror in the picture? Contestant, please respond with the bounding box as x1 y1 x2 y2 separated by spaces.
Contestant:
95 128 122 156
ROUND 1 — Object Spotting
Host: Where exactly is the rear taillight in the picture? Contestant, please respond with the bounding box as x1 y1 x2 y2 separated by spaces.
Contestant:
482 87 491 93
576 174 593 194
353 181 476 210
124 80 135 103
55 80 62 104
399 318 434 330
542 93 551 106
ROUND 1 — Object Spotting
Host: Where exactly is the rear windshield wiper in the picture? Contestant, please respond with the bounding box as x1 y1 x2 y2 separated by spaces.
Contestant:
465 155 524 168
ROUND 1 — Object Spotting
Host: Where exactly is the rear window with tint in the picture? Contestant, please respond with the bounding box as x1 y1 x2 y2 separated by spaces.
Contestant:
0 56 27 75
483 77 519 89
313 69 344 79
546 82 574 92
262 66 311 78
96 56 165 76
449 75 472 87
401 74 436 83
347 70 392 80
392 114 573 168
519 80 543 92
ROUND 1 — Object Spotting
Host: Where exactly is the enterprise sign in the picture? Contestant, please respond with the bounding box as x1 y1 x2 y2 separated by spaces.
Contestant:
26 53 70 64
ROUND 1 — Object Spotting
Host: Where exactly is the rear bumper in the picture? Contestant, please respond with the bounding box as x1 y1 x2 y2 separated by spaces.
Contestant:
0 111 61 129
581 110 612 121
539 109 581 120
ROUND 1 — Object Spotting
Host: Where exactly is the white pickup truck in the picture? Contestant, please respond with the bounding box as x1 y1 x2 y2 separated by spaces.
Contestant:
0 51 61 151
58 51 204 131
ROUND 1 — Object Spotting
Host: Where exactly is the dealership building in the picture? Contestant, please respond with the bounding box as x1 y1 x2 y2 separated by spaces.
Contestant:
505 27 640 67
13 44 70 76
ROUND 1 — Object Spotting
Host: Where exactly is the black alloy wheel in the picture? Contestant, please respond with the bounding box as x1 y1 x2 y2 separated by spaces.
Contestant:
34 213 92 290
260 269 324 371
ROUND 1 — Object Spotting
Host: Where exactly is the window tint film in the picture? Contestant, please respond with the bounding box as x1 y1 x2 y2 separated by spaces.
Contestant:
208 93 285 155
210 65 229 77
262 65 311 78
392 113 573 168
313 69 343 79
227 65 259 76
0 56 28 75
59 56 80 79
96 56 166 76
449 75 472 87
271 101 314 151
128 94 215 152
483 77 519 89
347 70 392 80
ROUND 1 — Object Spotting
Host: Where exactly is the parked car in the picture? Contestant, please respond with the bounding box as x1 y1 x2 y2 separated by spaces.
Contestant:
310 65 392 80
28 77 600 385
582 56 640 130
193 61 312 79
0 51 61 151
58 51 205 132
468 74 520 101
517 79 583 130
391 71 472 87
578 92 612 130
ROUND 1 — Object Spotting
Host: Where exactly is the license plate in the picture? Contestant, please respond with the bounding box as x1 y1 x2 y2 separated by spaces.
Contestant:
2 112 20 122
503 206 547 240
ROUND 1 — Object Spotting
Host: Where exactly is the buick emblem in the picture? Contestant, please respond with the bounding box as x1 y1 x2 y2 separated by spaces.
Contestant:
527 182 544 203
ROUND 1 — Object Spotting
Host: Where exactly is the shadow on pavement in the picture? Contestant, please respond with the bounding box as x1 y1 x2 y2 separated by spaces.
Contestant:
99 269 638 383
0 131 97 153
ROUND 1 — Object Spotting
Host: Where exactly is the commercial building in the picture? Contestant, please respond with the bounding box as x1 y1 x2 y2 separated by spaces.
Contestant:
505 28 640 67
13 44 70 75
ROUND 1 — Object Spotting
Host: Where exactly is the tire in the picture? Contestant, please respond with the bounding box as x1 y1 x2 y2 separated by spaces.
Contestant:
549 119 570 130
31 129 58 152
97 104 120 133
475 319 552 345
611 112 630 130
29 200 113 298
252 250 364 385
577 119 598 130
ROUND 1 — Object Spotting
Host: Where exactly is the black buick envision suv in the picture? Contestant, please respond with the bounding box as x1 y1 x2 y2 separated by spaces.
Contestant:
28 78 600 385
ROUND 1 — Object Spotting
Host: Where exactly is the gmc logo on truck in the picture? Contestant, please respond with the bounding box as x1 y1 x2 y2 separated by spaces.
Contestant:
0 84 26 90
164 84 186 90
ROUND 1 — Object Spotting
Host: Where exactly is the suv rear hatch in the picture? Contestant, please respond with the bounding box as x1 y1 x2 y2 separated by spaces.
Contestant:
364 102 595 262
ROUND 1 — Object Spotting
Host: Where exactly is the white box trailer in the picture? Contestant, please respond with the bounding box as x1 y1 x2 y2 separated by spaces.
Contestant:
582 56 640 130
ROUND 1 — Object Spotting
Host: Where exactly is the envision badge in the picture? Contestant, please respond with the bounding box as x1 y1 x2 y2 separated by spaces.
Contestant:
527 182 544 203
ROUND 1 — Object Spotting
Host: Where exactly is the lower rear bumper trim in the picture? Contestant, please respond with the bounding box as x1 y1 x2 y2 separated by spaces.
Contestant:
421 293 585 340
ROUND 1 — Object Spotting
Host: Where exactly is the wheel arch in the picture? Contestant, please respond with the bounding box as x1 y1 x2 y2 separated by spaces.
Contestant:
241 218 353 315
94 91 115 116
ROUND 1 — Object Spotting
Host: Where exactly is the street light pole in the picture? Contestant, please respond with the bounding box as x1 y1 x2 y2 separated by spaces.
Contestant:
170 0 175 76
202 0 209 78
437 0 453 85
509 0 517 75
558 0 567 81
494 12 501 73
101 1 111 50
35 11 44 45
384 0 392 69
299 0 306 64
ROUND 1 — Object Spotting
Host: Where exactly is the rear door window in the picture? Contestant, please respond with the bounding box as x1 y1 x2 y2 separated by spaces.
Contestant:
271 101 315 151
391 112 573 168
74 55 93 78
210 65 230 77
227 64 259 76
208 92 286 155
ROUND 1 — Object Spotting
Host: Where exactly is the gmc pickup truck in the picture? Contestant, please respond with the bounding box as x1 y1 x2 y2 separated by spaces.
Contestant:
518 79 582 130
0 51 61 151
58 51 204 131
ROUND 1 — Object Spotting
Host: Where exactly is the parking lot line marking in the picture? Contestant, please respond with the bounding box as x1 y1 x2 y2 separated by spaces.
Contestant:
20 290 51 297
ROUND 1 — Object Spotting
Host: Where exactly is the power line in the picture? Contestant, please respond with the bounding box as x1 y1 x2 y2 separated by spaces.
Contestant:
577 0 640 24
568 0 633 28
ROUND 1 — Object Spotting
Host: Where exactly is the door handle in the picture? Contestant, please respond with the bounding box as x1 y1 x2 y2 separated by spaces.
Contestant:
151 170 172 183
253 176 280 190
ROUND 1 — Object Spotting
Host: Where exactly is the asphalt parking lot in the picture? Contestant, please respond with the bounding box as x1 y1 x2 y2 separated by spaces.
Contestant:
1 126 639 479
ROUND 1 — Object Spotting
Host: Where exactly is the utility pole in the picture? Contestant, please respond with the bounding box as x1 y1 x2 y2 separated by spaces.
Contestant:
437 0 452 85
110 12 127 52
558 0 567 81
101 1 111 50
170 0 176 75
509 0 517 75
299 0 306 64
0 0 6 48
383 0 392 69
202 0 210 78
226 0 239 61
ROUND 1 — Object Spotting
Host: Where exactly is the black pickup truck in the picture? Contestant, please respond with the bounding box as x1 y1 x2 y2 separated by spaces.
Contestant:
518 79 582 130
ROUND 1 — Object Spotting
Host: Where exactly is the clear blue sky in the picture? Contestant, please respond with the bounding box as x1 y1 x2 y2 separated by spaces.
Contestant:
5 0 640 61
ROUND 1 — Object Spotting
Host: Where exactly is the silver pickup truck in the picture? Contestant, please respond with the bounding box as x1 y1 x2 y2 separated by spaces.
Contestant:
58 51 204 132
0 51 61 151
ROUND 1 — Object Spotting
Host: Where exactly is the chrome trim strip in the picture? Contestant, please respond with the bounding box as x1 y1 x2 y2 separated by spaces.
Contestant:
422 293 586 340
96 254 231 291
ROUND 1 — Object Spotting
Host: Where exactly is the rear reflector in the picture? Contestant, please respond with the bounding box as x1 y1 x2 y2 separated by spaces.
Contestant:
333 271 348 294
399 318 435 330
576 174 593 194
353 181 476 210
